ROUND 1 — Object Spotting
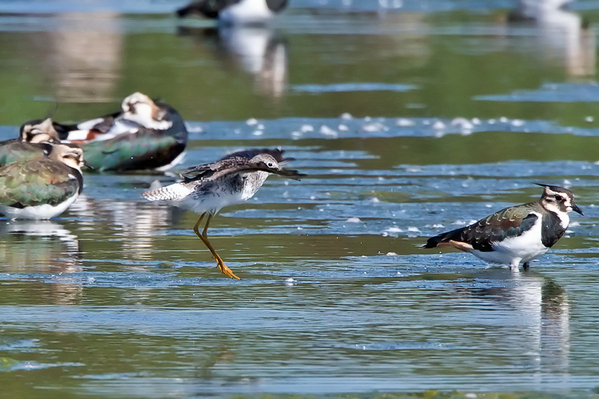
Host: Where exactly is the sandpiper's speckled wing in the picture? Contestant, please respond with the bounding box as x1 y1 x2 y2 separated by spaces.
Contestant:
222 148 294 164
81 129 186 172
425 203 541 251
181 153 303 183
0 159 81 207
181 148 293 181
0 140 52 166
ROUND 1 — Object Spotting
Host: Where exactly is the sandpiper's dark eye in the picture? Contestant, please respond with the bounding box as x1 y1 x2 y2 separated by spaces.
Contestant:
267 162 274 167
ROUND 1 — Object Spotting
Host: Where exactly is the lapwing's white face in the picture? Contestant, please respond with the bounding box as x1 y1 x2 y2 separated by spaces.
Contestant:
541 185 582 215
51 145 85 171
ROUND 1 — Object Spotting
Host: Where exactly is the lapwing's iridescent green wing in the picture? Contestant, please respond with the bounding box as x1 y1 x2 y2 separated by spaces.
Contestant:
426 203 542 252
0 159 79 207
0 141 51 166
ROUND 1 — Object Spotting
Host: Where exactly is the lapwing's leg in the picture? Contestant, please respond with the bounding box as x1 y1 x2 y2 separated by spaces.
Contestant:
193 213 240 280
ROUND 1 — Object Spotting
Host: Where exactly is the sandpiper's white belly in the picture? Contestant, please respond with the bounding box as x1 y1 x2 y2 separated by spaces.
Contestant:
0 193 79 220
220 0 274 24
175 190 247 215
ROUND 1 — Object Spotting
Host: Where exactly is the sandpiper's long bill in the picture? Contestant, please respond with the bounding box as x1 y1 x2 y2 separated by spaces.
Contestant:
142 148 304 279
424 184 583 271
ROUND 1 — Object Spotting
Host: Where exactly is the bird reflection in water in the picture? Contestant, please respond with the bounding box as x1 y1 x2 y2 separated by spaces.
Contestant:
507 0 595 76
467 270 570 376
68 194 184 261
32 13 123 102
0 220 83 304
178 25 288 98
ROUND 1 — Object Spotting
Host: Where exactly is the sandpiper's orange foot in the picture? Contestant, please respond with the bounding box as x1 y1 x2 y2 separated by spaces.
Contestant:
217 261 241 280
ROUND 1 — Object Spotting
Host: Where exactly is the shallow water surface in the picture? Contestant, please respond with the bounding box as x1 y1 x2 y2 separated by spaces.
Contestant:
1 1 599 398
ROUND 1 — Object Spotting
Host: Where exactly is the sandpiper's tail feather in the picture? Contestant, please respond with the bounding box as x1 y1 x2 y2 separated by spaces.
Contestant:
142 183 190 202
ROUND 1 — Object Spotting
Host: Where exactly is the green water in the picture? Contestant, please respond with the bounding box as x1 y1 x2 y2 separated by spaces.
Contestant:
1 2 599 398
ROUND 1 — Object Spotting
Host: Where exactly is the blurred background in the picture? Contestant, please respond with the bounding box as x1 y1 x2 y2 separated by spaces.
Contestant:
1 1 599 398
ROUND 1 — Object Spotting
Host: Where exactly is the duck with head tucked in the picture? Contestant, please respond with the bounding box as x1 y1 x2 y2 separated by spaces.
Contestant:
54 92 188 173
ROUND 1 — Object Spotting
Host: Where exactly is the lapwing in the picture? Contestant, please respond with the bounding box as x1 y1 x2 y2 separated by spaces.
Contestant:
425 184 583 271
0 118 60 166
176 0 288 25
0 144 86 220
142 148 304 279
54 92 188 172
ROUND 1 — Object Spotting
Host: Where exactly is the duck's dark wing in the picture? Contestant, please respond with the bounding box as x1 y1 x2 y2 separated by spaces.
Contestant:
425 204 540 252
176 0 242 18
81 129 186 172
0 160 80 207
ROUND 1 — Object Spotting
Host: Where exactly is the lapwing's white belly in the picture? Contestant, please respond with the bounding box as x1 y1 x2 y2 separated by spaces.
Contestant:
0 193 79 220
220 0 274 23
470 212 549 265
173 175 263 215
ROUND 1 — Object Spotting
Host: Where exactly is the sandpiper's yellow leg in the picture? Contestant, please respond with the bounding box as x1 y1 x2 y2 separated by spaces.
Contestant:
193 214 241 280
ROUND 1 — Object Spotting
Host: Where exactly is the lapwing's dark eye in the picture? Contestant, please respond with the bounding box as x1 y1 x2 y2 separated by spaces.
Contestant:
556 195 565 202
